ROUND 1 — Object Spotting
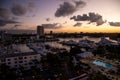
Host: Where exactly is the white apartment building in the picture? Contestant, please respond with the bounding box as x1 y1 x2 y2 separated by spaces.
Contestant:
0 44 41 69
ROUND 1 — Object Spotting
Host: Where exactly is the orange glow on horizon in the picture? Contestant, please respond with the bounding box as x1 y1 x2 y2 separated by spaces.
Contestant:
45 25 120 33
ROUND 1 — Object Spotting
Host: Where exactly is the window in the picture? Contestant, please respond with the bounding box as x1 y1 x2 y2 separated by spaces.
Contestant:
7 58 11 61
24 60 27 62
14 58 17 60
19 61 23 63
14 65 17 67
14 61 17 63
8 62 11 64
19 57 23 60
24 56 27 59
34 56 37 58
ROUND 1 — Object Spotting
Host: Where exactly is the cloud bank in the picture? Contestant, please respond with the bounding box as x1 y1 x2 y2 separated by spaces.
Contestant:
0 0 36 27
71 12 106 26
0 19 20 27
55 0 86 17
42 23 62 29
109 22 120 27
74 22 82 27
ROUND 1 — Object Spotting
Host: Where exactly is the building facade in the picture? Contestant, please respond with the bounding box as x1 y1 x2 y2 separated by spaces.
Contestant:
0 44 41 69
37 26 44 37
0 52 41 69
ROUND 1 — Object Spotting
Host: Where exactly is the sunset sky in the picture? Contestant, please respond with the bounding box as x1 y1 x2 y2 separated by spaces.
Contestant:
0 0 120 33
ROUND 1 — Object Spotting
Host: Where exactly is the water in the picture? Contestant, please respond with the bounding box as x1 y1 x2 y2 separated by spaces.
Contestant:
16 44 33 52
45 42 70 51
45 36 101 51
93 60 112 68
20 36 115 52
59 36 101 43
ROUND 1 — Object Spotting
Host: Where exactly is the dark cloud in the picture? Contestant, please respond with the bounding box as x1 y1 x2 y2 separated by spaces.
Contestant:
0 0 36 28
70 16 76 20
72 14 89 21
74 0 86 7
11 4 27 16
55 0 86 17
46 18 50 22
42 23 62 29
0 8 10 19
109 22 120 26
89 13 106 26
12 17 18 20
63 21 67 24
71 12 106 26
10 24 22 29
14 24 21 27
55 2 75 17
74 22 82 27
0 19 20 27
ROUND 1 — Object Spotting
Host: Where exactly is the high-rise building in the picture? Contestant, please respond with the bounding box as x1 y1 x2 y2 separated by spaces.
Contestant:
37 26 44 36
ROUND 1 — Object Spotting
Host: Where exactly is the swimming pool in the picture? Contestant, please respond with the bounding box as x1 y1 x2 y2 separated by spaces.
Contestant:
93 60 112 68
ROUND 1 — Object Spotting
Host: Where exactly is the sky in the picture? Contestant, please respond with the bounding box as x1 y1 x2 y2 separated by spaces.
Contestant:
0 0 120 33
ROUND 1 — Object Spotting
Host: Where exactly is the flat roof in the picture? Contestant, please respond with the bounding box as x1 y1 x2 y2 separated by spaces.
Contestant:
0 44 37 58
0 52 39 58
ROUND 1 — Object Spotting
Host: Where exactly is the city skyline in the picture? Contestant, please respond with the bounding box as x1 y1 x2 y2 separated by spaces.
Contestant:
0 0 120 33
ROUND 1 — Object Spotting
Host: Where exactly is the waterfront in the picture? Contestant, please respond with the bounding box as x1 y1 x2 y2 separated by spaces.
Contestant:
59 36 101 43
17 36 101 52
45 36 100 51
45 36 115 51
0 35 120 80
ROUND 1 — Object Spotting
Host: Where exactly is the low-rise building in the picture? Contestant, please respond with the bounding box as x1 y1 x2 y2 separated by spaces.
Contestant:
77 52 94 58
0 44 41 69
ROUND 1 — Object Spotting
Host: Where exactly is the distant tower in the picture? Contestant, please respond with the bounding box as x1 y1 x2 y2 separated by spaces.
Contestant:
37 26 44 37
50 31 53 35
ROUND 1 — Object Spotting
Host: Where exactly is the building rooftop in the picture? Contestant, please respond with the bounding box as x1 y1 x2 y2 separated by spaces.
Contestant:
0 52 38 58
0 44 36 58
